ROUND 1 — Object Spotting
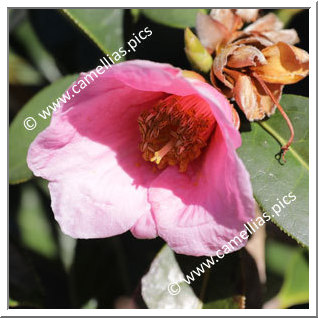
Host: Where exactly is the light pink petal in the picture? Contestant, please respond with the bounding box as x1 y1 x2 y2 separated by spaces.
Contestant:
131 211 157 239
210 9 242 32
28 79 164 238
109 60 240 149
235 9 259 22
149 126 255 256
244 13 283 32
145 78 254 256
28 60 240 241
262 29 300 45
196 12 228 53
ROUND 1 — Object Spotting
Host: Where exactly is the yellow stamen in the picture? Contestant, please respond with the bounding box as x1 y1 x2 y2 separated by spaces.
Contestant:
150 139 175 165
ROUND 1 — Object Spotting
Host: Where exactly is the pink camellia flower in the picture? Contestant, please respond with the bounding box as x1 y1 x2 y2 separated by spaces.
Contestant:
27 60 254 256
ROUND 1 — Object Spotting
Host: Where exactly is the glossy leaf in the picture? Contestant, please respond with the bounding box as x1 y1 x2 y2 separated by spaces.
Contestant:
9 74 78 184
238 94 309 247
13 17 61 82
62 9 125 58
141 9 203 29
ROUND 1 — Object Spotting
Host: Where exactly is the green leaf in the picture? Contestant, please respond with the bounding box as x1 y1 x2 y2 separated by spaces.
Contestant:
9 74 78 184
275 9 303 26
141 9 203 29
81 298 98 309
57 227 76 272
265 240 309 308
238 95 308 247
9 50 44 85
277 249 309 308
62 9 124 58
13 16 61 82
17 183 58 259
9 298 20 308
265 240 297 276
130 9 141 23
203 296 242 309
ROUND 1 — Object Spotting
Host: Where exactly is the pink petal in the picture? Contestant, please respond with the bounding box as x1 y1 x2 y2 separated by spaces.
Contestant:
27 60 253 256
196 12 228 53
262 29 300 45
235 9 259 22
131 211 157 239
244 13 283 32
149 126 255 256
28 69 166 238
210 9 242 33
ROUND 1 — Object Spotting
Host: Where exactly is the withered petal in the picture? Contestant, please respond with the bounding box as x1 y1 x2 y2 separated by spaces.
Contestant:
262 29 300 45
244 13 283 33
196 12 228 53
227 45 267 68
210 9 243 33
210 68 233 98
213 44 243 88
253 79 283 118
251 41 309 84
233 75 265 121
233 34 274 49
235 9 259 22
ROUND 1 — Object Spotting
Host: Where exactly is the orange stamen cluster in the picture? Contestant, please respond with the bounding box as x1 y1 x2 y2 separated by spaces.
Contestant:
138 94 216 172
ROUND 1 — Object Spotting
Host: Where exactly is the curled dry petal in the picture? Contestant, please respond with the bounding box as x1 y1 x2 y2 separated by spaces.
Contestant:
210 69 233 98
254 81 283 118
233 34 274 49
244 13 283 32
227 45 267 68
251 41 309 84
196 12 228 53
262 29 300 45
233 75 264 121
233 74 283 121
213 44 242 88
235 9 259 22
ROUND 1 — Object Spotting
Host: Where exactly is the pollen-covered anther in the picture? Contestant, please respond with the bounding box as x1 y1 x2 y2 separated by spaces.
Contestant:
138 94 216 172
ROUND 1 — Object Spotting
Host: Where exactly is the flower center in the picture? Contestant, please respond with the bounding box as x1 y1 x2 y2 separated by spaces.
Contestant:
138 94 216 172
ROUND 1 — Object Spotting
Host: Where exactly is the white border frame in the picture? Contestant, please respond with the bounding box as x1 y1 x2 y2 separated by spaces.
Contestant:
3 1 316 316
